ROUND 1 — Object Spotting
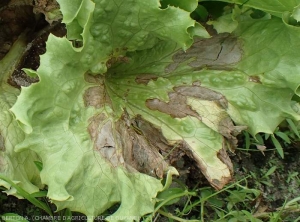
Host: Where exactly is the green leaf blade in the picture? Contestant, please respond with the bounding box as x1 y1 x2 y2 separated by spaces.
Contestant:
205 0 300 18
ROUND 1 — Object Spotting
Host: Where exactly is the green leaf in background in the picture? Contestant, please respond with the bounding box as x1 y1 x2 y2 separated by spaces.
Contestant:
160 0 198 12
57 0 94 40
0 174 52 215
271 135 284 158
207 13 239 33
207 4 271 34
0 34 41 196
205 0 300 18
292 4 300 21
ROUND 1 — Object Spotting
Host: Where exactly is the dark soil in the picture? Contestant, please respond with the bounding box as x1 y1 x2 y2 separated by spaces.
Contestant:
234 140 300 207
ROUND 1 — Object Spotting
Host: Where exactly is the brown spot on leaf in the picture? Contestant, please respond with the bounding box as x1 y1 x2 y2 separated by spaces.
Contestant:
165 34 242 73
212 179 221 187
88 112 170 177
116 113 169 178
248 75 262 83
192 81 201 86
84 73 100 83
84 86 109 108
174 85 228 109
106 56 129 68
83 76 111 108
95 121 123 168
0 133 5 151
146 92 201 120
133 115 185 165
88 114 107 139
135 74 158 85
88 114 125 168
133 115 172 153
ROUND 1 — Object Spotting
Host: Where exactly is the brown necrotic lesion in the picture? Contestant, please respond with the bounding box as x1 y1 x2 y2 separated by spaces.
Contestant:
0 133 5 152
165 34 242 73
146 93 201 120
145 84 228 119
88 111 171 178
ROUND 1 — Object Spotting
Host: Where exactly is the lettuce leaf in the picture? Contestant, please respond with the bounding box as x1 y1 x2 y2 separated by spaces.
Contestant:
205 0 300 18
11 0 207 218
9 0 300 220
11 35 164 221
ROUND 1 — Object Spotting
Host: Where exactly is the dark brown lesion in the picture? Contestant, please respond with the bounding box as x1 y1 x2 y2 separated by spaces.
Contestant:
165 34 243 73
146 92 202 120
135 74 158 85
0 133 5 152
116 113 171 178
83 85 111 108
88 114 126 168
146 84 229 120
174 85 228 109
87 106 238 188
106 54 130 69
248 75 262 84
83 74 112 108
87 106 184 178
132 115 186 166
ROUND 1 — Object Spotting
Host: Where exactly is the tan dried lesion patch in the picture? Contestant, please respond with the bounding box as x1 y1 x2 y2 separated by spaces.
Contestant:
0 133 5 152
146 92 201 120
248 75 262 83
135 74 158 85
116 113 170 178
165 34 242 73
174 85 228 109
84 86 111 108
88 110 170 178
145 85 228 120
88 114 125 168
84 74 183 178
83 75 111 108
